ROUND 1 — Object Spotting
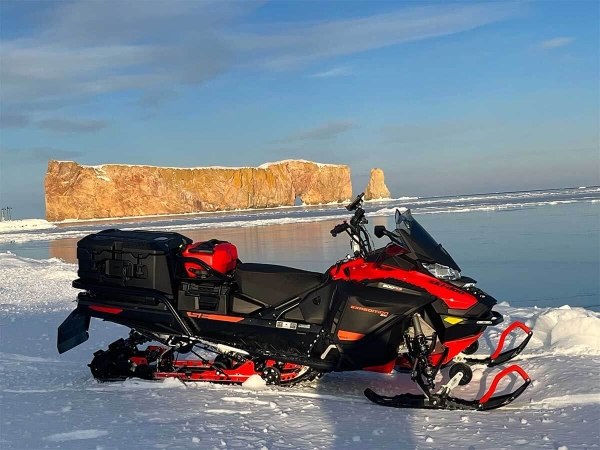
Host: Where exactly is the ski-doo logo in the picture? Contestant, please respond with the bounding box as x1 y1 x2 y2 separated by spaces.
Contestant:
380 283 404 292
428 279 464 295
350 305 389 317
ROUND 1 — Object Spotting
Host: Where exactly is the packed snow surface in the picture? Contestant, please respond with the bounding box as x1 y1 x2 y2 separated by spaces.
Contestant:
0 252 599 449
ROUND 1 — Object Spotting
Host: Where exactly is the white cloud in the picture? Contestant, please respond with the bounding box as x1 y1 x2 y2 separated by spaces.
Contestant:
232 3 519 70
36 118 109 133
0 2 520 115
276 120 357 143
1 147 85 164
309 66 352 78
0 113 31 128
539 37 575 49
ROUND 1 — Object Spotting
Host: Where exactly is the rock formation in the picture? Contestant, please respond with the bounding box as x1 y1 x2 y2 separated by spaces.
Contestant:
44 159 352 221
364 168 391 200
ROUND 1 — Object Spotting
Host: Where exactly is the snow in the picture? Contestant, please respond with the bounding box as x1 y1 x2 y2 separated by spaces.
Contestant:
59 161 253 170
0 212 352 244
242 374 267 389
0 219 56 233
4 200 597 247
0 251 599 449
58 159 345 171
258 159 344 169
92 166 111 182
530 307 600 354
44 429 109 442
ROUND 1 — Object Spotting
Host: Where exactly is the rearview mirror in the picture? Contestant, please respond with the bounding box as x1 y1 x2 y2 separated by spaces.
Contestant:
374 225 386 238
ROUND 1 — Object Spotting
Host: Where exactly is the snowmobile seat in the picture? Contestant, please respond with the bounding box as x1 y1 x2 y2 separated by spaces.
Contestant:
234 263 325 306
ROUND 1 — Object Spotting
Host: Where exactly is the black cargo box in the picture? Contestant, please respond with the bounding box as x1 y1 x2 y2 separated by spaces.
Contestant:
76 229 192 297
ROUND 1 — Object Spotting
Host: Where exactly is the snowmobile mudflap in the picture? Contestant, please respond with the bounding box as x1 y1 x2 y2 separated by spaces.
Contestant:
57 310 90 354
364 364 531 411
464 322 533 367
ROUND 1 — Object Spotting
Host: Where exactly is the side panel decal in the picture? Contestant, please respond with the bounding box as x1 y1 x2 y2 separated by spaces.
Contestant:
337 330 365 341
186 312 243 323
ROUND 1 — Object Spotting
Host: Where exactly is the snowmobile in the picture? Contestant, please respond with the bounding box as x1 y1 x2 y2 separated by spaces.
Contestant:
57 193 532 410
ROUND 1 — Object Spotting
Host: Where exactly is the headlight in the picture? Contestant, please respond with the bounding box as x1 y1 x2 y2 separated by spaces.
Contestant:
422 263 461 280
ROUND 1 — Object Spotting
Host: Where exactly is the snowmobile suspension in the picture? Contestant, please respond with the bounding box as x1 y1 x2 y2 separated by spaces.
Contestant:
88 331 320 386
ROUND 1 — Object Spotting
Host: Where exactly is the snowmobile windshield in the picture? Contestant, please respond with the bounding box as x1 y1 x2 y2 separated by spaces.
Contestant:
394 208 461 276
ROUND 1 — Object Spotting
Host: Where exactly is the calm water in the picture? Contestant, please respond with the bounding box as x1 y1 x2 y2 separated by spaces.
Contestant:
1 192 598 311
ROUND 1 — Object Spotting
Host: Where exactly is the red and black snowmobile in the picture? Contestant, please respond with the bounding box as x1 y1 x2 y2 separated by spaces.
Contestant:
57 193 532 410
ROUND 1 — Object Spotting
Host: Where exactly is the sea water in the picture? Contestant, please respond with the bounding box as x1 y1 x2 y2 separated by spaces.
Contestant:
1 187 598 310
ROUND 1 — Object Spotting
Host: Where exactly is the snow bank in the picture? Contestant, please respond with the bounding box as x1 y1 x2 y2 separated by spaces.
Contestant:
0 219 56 233
530 306 600 354
0 252 77 314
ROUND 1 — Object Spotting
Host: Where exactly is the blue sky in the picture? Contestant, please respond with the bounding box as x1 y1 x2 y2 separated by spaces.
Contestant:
0 0 598 219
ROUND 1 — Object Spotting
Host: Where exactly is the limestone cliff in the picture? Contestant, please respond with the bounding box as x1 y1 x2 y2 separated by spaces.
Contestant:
44 159 352 221
364 168 391 200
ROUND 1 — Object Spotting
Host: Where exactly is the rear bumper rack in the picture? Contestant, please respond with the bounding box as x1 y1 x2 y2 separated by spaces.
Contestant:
57 284 194 354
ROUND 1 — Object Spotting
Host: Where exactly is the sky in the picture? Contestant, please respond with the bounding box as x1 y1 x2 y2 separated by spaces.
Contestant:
0 0 598 219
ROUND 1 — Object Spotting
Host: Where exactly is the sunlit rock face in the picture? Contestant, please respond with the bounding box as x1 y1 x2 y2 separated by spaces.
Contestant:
44 159 352 221
364 168 391 200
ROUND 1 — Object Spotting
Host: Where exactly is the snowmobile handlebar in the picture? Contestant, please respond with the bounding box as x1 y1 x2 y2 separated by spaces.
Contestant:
331 194 373 257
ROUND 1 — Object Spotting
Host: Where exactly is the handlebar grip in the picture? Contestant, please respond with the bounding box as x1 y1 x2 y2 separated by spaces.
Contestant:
330 223 348 237
346 192 365 211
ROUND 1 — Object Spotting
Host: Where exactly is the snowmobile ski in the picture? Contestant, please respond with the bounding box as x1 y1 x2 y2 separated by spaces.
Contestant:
461 322 533 367
365 365 531 411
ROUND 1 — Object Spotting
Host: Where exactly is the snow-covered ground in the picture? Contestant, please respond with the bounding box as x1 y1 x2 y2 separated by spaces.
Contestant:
0 252 599 450
0 219 56 234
